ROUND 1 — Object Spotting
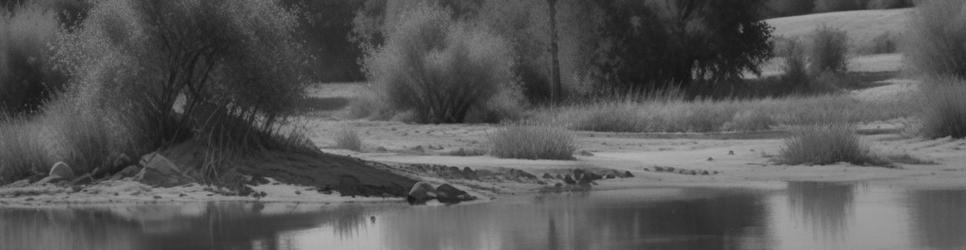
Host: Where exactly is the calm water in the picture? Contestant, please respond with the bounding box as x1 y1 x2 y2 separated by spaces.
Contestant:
2 182 966 250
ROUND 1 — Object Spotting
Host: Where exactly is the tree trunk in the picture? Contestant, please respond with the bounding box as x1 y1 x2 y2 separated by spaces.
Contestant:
547 0 562 104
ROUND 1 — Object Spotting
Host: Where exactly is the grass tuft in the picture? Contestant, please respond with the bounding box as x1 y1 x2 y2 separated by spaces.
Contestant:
489 123 576 160
778 123 890 167
334 126 363 151
919 77 966 139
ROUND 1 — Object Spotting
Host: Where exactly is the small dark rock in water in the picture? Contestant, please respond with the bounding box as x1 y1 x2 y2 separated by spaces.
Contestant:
370 216 376 223
728 150 735 155
295 190 302 195
707 157 714 161
542 173 554 179
407 182 437 205
563 175 577 185
435 184 475 204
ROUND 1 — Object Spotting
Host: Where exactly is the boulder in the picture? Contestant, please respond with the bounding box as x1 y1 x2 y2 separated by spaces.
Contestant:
623 171 635 178
435 184 475 204
563 175 577 185
578 172 602 185
407 182 437 204
461 167 477 180
136 152 193 187
48 162 74 180
111 165 142 180
542 173 554 179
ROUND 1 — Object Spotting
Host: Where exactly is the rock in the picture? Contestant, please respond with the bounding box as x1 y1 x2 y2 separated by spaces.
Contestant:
136 152 193 187
707 157 714 161
577 150 594 157
111 165 142 180
563 175 577 185
49 162 74 180
6 179 30 188
624 171 634 178
461 167 477 180
407 182 437 204
728 150 735 155
700 170 710 175
542 173 554 179
579 172 602 185
604 174 616 179
436 184 475 204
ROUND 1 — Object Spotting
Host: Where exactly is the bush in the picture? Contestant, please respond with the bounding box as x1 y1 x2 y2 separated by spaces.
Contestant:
333 126 363 151
780 38 810 90
0 3 67 115
489 123 576 160
859 32 897 55
866 0 912 9
919 77 966 139
778 123 888 166
363 3 518 123
814 0 868 13
723 109 776 131
809 25 849 74
904 0 966 78
57 0 308 146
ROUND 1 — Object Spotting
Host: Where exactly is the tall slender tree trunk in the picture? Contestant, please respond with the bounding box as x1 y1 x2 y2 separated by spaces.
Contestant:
547 0 562 104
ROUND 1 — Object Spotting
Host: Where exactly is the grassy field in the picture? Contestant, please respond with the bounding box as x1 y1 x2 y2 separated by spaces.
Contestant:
766 8 910 53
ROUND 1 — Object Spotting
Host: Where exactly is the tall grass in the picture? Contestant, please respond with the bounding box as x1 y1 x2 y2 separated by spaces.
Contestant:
904 0 966 78
539 94 909 133
0 117 53 183
919 77 966 139
778 123 888 166
489 123 576 160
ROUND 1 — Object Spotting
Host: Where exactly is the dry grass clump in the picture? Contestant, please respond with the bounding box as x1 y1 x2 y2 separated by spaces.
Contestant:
918 77 966 139
333 126 363 151
0 117 53 183
778 123 889 166
489 123 576 160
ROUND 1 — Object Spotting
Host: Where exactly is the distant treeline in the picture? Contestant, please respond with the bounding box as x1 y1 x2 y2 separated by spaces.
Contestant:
764 0 913 18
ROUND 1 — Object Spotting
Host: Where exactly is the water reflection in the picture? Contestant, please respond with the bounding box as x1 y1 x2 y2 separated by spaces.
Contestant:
2 183 966 250
786 182 856 241
906 189 966 249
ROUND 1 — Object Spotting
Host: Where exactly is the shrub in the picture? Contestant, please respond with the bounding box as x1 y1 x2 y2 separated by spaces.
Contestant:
723 110 776 131
53 0 311 181
778 123 888 166
919 77 966 139
489 123 576 160
859 32 897 55
814 0 867 13
809 25 849 74
780 38 810 90
0 3 67 115
904 0 966 78
363 3 518 123
334 126 363 151
866 0 912 9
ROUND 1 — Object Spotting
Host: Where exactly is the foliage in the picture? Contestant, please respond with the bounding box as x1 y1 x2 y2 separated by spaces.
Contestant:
587 0 774 93
363 3 518 123
0 3 67 115
489 123 576 160
808 25 849 74
282 0 366 82
904 0 966 78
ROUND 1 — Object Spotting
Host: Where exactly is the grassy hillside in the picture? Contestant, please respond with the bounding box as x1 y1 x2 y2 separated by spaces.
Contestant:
766 8 910 51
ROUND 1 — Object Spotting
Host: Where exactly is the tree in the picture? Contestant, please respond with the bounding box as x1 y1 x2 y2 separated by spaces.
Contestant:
588 0 774 93
546 0 561 103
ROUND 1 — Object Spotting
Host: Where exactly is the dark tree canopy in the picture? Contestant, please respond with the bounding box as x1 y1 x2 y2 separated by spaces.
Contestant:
588 0 774 92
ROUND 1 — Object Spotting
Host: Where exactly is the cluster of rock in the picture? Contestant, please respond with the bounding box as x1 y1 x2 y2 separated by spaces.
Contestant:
406 182 476 205
399 164 539 183
646 166 719 176
4 153 195 189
